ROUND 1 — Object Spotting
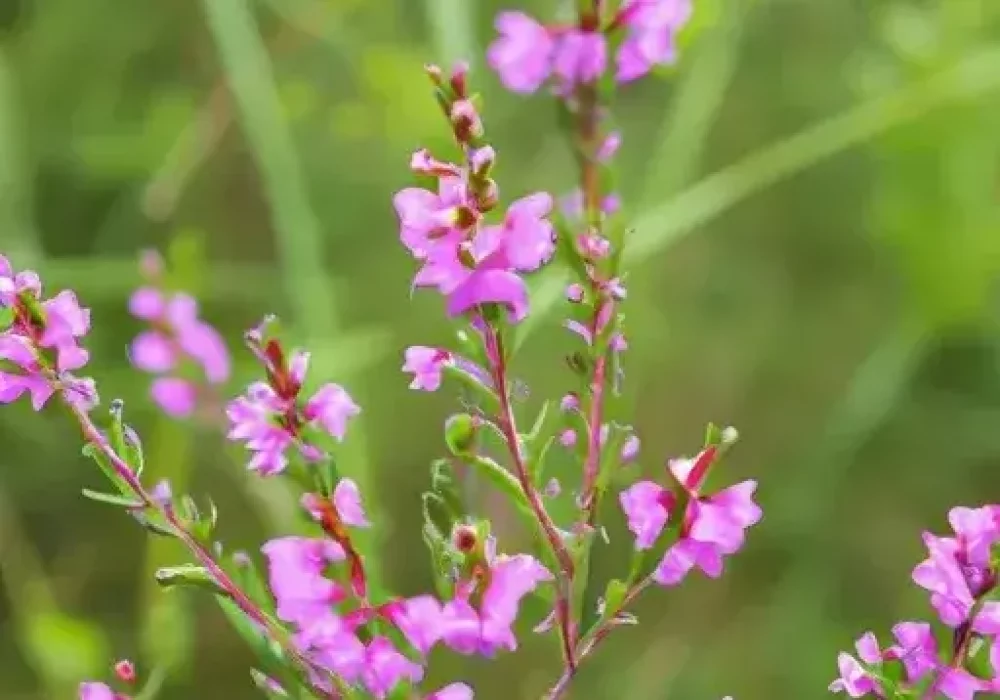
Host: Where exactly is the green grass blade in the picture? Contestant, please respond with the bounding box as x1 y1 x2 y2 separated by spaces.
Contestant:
200 0 385 587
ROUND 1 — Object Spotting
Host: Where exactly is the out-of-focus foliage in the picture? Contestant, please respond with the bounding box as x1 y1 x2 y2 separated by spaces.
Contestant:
1 0 999 698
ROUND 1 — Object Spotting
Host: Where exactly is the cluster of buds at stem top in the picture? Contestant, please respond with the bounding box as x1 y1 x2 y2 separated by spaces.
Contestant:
395 64 557 324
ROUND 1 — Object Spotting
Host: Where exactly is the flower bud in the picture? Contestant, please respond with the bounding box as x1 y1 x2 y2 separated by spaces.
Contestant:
451 99 484 142
577 231 611 260
474 179 499 212
559 428 577 448
566 283 585 303
444 413 479 456
114 659 136 685
425 63 444 87
560 393 579 412
452 523 478 553
449 61 469 98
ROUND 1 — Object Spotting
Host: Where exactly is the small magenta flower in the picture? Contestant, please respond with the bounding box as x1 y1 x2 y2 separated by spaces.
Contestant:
616 0 693 83
128 284 230 418
78 682 120 700
912 509 1000 632
361 636 424 698
426 683 474 700
440 543 552 656
828 631 881 697
384 594 446 656
487 12 554 93
303 384 361 442
403 346 453 391
619 447 762 585
552 30 607 91
261 536 347 624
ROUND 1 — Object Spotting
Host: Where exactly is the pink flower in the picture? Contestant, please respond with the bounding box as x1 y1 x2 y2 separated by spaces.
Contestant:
492 193 555 271
128 285 230 417
226 382 295 475
385 595 445 656
426 683 474 700
261 536 346 625
304 383 361 442
619 480 670 550
403 346 452 391
616 0 693 83
441 549 552 657
78 682 118 700
0 254 41 306
912 530 1000 632
150 377 198 417
552 30 607 91
619 448 762 586
302 478 370 529
828 632 881 697
361 636 423 698
487 12 554 93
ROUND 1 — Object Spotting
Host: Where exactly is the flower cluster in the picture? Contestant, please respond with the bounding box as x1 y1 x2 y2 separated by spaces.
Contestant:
128 252 230 418
831 505 1000 698
226 320 359 475
620 445 762 585
488 0 692 93
259 478 545 696
393 64 556 324
0 255 97 411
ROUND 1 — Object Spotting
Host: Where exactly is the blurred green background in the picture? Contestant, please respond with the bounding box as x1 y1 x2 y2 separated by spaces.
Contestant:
1 0 1000 698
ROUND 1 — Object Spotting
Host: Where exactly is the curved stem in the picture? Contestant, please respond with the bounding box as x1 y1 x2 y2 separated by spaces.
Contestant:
64 398 343 699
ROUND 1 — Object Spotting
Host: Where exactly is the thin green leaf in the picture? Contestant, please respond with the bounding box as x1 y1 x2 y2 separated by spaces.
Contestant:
80 488 144 509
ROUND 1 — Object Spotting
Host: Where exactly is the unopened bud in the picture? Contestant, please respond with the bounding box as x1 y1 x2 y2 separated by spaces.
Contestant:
577 232 611 260
470 146 495 177
474 179 499 213
566 283 585 303
451 99 484 142
449 61 469 98
444 413 479 456
452 523 478 553
425 64 444 86
114 659 136 685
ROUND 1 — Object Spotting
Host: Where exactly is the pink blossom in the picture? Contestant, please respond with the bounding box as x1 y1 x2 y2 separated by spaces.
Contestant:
426 683 474 700
328 478 370 528
128 285 230 417
912 531 1000 632
441 550 552 656
226 382 294 475
487 12 554 93
261 536 346 624
619 449 761 586
150 377 198 418
828 632 881 697
617 0 693 83
304 383 361 442
403 346 452 391
0 254 41 306
361 636 423 698
552 30 607 91
78 683 118 700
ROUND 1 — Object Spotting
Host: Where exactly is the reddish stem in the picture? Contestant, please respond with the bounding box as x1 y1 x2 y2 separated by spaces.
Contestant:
64 398 343 699
483 326 577 670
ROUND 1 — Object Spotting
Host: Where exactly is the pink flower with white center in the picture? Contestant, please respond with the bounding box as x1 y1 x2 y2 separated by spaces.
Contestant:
487 12 554 94
403 346 452 391
361 636 424 698
128 286 230 418
426 683 474 700
552 30 607 91
616 0 693 83
828 632 882 697
78 682 119 700
440 548 552 657
619 447 761 586
304 383 361 442
261 536 346 625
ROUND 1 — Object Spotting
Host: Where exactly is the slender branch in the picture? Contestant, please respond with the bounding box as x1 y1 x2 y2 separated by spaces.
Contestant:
63 398 343 699
484 326 577 670
544 576 652 700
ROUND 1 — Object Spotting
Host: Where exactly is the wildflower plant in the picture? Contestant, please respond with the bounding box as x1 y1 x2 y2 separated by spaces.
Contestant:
1 1 995 699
